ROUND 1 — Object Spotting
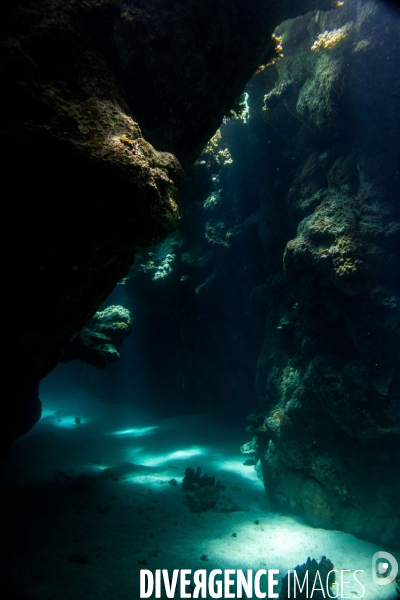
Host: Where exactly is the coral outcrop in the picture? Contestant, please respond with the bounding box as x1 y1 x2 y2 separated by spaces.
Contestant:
181 467 241 513
60 305 133 368
279 556 335 600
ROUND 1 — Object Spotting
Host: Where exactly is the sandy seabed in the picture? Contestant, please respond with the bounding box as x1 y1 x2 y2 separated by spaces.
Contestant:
0 392 398 600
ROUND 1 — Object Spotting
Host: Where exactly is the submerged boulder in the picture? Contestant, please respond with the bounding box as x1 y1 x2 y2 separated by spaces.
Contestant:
60 305 133 368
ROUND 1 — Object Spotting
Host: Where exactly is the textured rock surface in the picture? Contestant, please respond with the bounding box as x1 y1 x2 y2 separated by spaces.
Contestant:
1 0 333 454
60 305 133 368
254 0 400 549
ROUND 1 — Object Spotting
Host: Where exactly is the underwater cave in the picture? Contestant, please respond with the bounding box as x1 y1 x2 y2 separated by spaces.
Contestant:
1 0 399 599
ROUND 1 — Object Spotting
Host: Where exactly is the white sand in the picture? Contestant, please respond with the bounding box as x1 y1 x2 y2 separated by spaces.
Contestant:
0 391 398 600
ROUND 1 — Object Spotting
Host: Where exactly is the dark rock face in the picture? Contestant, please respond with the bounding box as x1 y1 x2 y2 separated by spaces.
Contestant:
254 0 400 549
1 0 333 453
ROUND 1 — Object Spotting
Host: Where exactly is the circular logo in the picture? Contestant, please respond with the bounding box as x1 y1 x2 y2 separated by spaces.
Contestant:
372 552 398 586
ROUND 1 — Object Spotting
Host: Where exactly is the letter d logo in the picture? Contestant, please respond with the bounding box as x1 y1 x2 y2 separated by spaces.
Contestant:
372 551 398 585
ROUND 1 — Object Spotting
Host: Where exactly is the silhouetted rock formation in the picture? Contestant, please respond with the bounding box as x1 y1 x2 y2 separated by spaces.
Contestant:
2 0 332 454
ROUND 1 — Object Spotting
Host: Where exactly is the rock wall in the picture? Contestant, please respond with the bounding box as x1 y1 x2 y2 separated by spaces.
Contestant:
253 0 400 549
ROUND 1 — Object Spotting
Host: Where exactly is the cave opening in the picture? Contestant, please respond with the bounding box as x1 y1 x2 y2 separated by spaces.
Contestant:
1 0 399 598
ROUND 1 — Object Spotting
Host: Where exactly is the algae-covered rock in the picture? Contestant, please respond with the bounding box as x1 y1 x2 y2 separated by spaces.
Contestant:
182 466 226 512
182 467 220 492
60 305 133 368
254 0 400 548
90 305 133 344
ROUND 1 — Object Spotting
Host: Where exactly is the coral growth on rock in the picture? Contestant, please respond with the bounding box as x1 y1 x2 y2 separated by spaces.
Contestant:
311 24 351 52
255 0 400 549
60 305 133 369
181 467 241 514
279 556 335 599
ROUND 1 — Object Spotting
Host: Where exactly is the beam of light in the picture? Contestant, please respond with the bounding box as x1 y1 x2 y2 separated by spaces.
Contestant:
139 447 205 467
112 426 159 437
215 458 265 486
126 474 176 488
